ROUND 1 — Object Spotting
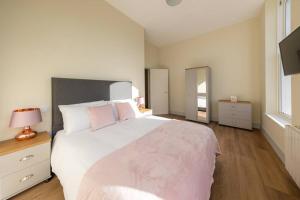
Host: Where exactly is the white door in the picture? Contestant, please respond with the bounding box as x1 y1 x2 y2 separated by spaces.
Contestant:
150 69 169 115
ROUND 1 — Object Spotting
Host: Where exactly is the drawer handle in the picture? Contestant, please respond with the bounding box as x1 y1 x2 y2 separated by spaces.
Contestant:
19 174 34 183
19 155 34 162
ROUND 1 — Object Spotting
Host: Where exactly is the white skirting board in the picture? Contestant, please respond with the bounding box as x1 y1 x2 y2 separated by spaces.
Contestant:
261 128 285 162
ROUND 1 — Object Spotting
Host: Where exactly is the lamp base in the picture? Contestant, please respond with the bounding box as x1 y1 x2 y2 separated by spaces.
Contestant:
15 127 37 141
138 105 145 109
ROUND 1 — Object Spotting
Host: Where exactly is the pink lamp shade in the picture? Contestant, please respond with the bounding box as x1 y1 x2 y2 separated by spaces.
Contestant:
9 108 42 128
136 97 145 108
9 108 42 141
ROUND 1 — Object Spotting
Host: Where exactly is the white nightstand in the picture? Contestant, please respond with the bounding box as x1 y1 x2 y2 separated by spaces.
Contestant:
0 132 51 200
139 108 153 116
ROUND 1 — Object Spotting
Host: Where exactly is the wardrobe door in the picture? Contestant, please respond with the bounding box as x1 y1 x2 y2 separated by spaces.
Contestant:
196 67 210 123
185 69 197 121
149 69 169 115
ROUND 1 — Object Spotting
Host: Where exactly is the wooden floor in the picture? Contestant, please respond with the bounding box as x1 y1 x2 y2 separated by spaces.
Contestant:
12 115 300 200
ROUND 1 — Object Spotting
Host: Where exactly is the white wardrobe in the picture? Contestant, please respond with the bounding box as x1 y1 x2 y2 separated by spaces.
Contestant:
145 69 169 115
185 67 211 123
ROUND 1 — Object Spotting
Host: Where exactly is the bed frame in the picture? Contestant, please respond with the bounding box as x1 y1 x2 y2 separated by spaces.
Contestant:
51 77 132 136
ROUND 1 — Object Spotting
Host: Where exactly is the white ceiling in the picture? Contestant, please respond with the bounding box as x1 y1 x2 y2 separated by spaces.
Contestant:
106 0 265 47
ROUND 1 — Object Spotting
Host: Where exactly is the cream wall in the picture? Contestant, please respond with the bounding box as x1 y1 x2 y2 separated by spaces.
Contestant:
159 17 263 126
145 40 160 68
0 0 145 140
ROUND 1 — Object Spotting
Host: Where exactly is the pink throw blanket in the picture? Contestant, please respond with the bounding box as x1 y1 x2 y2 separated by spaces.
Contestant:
77 120 220 200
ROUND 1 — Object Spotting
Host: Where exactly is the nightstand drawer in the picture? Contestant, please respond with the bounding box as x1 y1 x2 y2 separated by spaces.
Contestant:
0 143 50 177
0 160 50 199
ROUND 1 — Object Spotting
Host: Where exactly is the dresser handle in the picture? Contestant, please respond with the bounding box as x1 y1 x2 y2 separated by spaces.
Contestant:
19 174 34 183
19 155 34 162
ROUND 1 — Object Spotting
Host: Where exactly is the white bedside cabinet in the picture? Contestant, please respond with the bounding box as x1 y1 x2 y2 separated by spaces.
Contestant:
0 132 51 200
218 100 252 130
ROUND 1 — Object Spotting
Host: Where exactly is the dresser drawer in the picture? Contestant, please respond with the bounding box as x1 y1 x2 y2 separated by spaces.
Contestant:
232 109 251 120
220 110 250 120
233 103 251 112
0 143 50 177
0 160 50 200
220 102 250 111
219 102 234 113
219 117 233 127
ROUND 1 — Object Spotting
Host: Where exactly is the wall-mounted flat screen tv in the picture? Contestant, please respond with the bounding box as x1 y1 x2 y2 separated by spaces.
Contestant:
279 26 300 76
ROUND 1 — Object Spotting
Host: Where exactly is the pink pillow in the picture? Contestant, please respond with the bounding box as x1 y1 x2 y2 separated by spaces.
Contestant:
115 102 136 121
88 104 116 131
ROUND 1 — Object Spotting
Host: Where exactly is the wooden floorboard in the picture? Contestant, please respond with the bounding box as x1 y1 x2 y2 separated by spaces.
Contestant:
12 115 300 200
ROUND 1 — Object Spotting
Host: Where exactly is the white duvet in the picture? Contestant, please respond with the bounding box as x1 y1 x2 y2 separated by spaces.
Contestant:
51 115 171 200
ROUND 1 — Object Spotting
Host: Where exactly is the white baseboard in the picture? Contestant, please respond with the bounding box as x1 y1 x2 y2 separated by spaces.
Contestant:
261 128 285 162
253 122 261 129
169 111 185 116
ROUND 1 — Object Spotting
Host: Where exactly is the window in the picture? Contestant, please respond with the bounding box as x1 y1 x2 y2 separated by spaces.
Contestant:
278 0 292 117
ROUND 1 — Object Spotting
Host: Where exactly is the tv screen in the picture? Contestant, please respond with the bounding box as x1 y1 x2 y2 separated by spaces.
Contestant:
279 26 300 76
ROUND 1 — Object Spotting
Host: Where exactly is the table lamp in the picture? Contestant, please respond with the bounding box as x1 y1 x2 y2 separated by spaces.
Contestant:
9 108 42 141
136 97 145 109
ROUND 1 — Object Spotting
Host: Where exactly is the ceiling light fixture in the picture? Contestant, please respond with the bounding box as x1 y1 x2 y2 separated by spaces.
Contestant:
166 0 182 7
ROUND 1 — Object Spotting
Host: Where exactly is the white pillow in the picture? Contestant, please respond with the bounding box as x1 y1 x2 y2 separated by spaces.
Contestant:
109 99 141 120
60 100 105 108
59 101 107 134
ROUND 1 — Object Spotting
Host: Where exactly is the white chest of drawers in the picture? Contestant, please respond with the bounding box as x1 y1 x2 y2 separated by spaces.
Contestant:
0 132 51 200
218 100 252 130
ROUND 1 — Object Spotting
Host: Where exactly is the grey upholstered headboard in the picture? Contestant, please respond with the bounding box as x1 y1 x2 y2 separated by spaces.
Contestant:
51 78 132 136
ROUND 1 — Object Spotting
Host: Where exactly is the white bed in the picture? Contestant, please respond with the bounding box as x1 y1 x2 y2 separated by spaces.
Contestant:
51 79 219 200
51 115 171 200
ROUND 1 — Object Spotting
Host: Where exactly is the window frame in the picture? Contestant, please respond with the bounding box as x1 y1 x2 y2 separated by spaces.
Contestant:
277 0 292 119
